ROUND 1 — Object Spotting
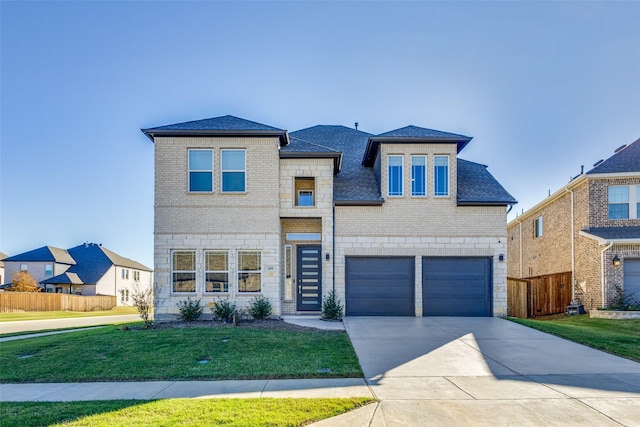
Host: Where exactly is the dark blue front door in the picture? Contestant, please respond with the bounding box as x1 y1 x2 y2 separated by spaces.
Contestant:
297 245 322 311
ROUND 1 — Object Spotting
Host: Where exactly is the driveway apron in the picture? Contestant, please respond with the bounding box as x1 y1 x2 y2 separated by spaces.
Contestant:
339 316 640 427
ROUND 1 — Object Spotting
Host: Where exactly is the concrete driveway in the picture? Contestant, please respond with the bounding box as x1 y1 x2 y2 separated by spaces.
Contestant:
319 317 640 427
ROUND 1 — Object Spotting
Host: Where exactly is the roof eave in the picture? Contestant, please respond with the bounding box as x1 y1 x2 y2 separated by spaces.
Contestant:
141 129 290 146
362 137 471 166
579 230 640 246
280 151 343 173
335 199 384 206
457 200 517 207
586 171 640 179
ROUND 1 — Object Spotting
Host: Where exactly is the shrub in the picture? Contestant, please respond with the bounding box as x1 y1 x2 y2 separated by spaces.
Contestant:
321 290 344 320
609 285 640 311
211 298 240 323
176 298 203 322
131 284 154 328
248 296 272 320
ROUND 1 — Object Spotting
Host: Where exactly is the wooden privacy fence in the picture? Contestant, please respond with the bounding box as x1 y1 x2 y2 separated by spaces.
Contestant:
507 272 573 318
0 293 116 313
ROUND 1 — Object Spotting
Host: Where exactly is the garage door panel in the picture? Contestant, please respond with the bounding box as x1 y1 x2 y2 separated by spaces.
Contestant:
624 259 640 297
346 257 414 316
422 257 492 317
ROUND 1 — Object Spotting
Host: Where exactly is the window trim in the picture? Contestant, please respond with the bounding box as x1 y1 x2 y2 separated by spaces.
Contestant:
171 250 197 293
433 155 450 197
534 216 543 238
284 245 293 301
411 155 427 197
608 185 633 220
221 149 247 193
388 155 404 197
188 149 214 193
44 264 53 277
237 250 262 293
204 250 230 294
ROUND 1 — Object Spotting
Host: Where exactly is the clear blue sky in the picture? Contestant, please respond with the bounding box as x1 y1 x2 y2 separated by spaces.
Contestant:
2 1 639 269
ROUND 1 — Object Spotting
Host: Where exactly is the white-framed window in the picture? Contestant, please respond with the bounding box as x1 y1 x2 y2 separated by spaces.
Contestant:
434 155 449 197
171 250 196 293
534 216 543 238
205 250 229 293
221 149 246 192
20 264 28 272
188 149 214 192
44 264 53 277
284 245 293 301
285 233 321 241
388 155 403 197
295 177 315 206
411 155 426 197
238 251 261 292
609 185 630 219
133 271 140 281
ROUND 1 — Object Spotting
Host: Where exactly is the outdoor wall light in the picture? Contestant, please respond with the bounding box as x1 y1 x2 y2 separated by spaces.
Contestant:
613 255 621 266
498 254 505 262
326 252 330 261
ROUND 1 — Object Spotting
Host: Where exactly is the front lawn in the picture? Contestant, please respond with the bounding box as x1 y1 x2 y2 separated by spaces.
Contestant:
0 398 375 427
0 307 138 322
0 322 363 382
508 315 640 362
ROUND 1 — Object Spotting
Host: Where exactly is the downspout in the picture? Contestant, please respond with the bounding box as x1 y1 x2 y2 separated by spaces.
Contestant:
601 242 613 308
566 188 575 301
515 216 523 278
332 203 336 292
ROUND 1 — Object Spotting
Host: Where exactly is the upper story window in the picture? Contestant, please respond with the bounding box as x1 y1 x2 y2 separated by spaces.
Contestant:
238 251 261 292
172 250 196 293
188 149 213 192
221 149 246 192
434 155 449 197
295 177 315 206
411 155 426 197
44 264 53 277
205 250 229 293
609 185 632 219
388 155 403 197
534 216 543 238
20 264 28 272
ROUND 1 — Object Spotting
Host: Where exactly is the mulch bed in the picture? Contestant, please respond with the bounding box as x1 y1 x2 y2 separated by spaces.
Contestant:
151 318 334 332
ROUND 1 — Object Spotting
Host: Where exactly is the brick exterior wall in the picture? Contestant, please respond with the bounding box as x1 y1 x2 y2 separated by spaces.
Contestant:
589 177 640 227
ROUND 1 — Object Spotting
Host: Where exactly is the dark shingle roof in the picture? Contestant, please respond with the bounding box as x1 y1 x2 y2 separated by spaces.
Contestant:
457 159 517 206
42 272 84 285
582 226 640 241
377 125 470 140
64 243 151 285
289 126 383 203
587 138 640 174
4 246 76 265
142 115 288 145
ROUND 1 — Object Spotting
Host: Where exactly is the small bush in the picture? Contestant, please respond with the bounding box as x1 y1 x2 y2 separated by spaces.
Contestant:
176 298 203 322
248 296 272 319
609 285 640 311
321 290 344 320
131 284 154 328
211 298 240 323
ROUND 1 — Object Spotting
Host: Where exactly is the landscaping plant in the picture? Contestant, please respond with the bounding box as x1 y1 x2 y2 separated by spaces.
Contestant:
176 298 203 322
321 290 344 320
211 298 240 323
131 284 154 328
608 285 640 311
248 296 272 319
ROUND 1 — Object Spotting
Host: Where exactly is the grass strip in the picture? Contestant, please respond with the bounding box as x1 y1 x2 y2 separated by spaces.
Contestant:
0 307 138 322
508 315 640 362
0 324 363 382
0 398 375 427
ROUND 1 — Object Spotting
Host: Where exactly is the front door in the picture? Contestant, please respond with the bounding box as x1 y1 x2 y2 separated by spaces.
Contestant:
296 245 322 311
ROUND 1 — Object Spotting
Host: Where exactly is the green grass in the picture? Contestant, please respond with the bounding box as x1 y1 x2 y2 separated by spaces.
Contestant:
0 324 363 382
509 315 640 362
0 307 138 322
0 398 375 427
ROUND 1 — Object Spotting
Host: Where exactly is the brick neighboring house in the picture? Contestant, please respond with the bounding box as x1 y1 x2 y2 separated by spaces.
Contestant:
507 138 640 310
2 244 152 305
143 115 516 321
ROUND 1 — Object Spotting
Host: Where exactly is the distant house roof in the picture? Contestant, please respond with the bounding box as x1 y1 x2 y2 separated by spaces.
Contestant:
42 272 84 285
587 137 640 175
4 246 76 265
0 252 7 268
141 115 289 145
64 243 151 285
580 226 640 244
457 159 517 206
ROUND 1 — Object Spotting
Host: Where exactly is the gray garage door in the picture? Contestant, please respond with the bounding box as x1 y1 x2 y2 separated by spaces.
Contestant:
422 257 492 317
345 257 414 316
623 259 640 299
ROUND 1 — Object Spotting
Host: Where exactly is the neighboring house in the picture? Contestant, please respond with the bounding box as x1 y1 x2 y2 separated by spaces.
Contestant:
507 138 640 310
3 243 152 305
0 252 7 286
143 115 516 321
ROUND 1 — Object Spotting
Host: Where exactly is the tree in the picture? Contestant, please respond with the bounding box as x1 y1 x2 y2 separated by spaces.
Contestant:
131 283 154 328
9 271 41 292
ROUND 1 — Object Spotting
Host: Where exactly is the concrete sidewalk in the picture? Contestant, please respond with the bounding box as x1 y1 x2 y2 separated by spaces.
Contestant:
0 314 141 334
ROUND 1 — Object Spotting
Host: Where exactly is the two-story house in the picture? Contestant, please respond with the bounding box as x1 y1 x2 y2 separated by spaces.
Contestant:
3 243 152 305
143 115 516 321
507 138 640 310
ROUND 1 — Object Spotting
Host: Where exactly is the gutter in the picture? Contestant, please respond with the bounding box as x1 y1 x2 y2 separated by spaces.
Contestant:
515 216 523 278
334 199 384 206
601 243 613 308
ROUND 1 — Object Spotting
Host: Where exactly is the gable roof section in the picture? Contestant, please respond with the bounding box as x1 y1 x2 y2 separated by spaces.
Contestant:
0 252 7 268
99 246 152 272
65 243 152 285
280 136 343 172
580 226 640 245
587 137 640 175
42 272 84 285
363 126 472 167
4 246 76 265
289 126 383 204
457 159 517 206
141 115 289 145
